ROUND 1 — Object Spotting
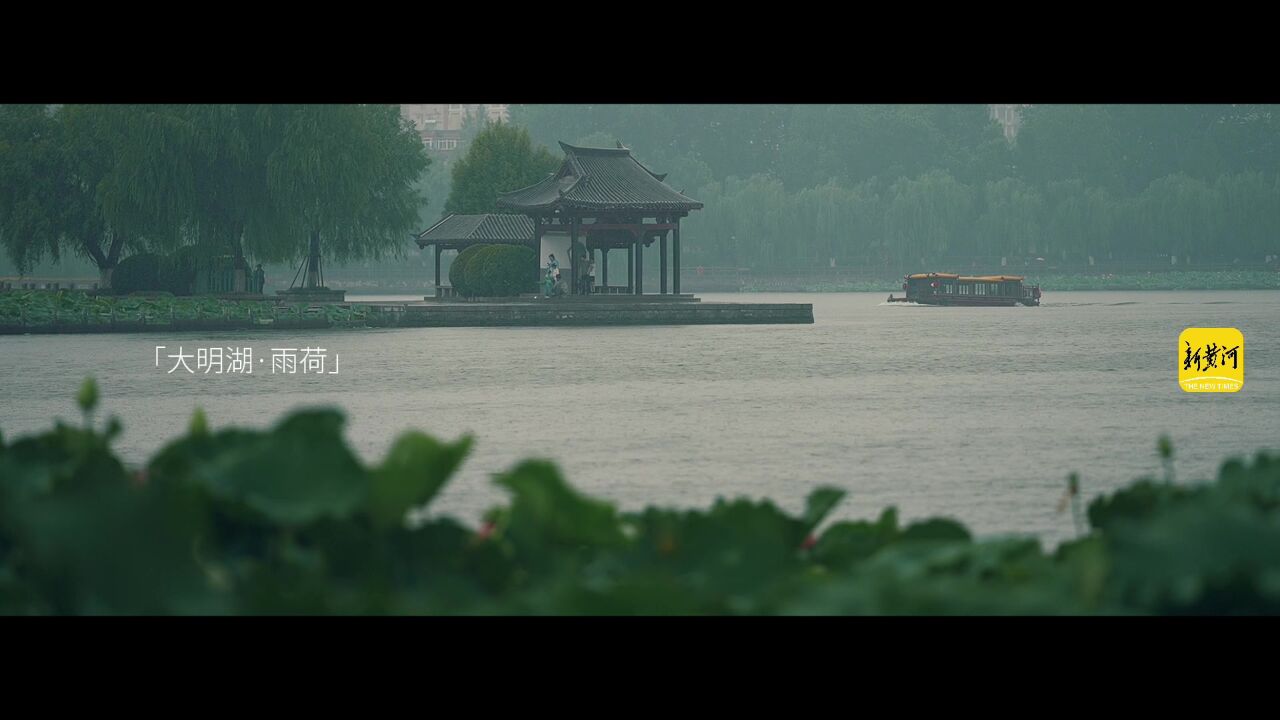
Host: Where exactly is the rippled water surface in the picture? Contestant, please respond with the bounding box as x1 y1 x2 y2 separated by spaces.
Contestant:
3 291 1277 545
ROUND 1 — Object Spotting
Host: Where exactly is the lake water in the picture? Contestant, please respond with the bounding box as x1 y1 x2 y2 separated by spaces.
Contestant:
2 291 1276 546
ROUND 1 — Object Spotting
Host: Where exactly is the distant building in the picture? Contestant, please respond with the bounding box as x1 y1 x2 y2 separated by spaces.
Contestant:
989 104 1029 142
400 104 510 158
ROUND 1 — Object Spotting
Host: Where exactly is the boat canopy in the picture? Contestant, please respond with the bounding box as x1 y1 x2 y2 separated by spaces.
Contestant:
907 273 1024 282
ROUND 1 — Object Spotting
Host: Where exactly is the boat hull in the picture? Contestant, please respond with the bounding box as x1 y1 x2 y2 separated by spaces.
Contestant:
888 295 1038 307
917 296 1020 307
892 272 1041 307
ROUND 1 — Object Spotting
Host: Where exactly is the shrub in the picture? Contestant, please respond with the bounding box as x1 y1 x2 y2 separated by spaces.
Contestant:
499 246 539 295
462 245 502 297
111 253 163 294
463 244 536 298
449 245 486 297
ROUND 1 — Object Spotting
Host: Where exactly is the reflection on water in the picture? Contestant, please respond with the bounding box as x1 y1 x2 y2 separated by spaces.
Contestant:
3 290 1277 546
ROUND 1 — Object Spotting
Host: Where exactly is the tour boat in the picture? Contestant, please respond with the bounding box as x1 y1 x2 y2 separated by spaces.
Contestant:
887 273 1041 306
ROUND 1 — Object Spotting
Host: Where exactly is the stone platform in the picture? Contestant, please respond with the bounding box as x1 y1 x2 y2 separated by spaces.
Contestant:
2 295 813 334
361 299 812 327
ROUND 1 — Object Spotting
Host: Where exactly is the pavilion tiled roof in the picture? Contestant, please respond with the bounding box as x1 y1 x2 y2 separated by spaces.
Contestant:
416 213 535 247
496 142 704 214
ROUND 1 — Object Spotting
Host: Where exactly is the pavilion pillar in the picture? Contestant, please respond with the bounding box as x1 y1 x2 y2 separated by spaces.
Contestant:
587 247 595 295
569 217 579 295
627 245 634 293
635 236 644 295
532 217 543 289
602 249 609 290
673 219 681 295
660 231 668 295
433 244 441 298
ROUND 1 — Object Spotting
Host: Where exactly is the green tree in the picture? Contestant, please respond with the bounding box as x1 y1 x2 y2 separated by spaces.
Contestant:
255 104 430 288
75 104 256 288
1214 172 1280 259
1131 174 1220 262
445 122 559 215
973 177 1043 258
0 105 75 274
883 171 975 266
0 105 184 288
157 105 279 271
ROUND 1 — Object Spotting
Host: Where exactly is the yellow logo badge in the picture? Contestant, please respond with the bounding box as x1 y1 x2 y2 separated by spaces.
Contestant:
1179 327 1244 392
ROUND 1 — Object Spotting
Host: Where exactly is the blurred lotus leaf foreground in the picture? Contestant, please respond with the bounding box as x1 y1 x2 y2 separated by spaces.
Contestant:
2 378 1279 615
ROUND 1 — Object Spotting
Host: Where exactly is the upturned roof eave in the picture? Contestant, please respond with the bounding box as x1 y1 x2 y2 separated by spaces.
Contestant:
495 142 704 213
416 214 456 245
497 199 704 213
416 213 535 245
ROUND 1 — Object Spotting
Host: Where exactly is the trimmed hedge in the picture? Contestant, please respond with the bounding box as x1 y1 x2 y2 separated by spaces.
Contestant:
464 246 503 297
460 243 499 294
472 245 536 297
449 245 485 297
452 244 536 298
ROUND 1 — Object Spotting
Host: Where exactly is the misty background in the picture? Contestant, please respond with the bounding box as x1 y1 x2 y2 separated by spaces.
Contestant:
5 104 1278 287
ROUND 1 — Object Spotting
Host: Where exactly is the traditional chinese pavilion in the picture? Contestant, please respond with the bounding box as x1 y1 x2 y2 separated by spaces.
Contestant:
416 213 535 296
418 142 702 298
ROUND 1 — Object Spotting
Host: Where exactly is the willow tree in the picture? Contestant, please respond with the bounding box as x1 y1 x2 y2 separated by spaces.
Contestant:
187 105 282 290
168 104 284 290
973 177 1043 258
91 104 417 289
0 105 74 274
0 104 184 288
883 171 975 267
254 104 429 289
